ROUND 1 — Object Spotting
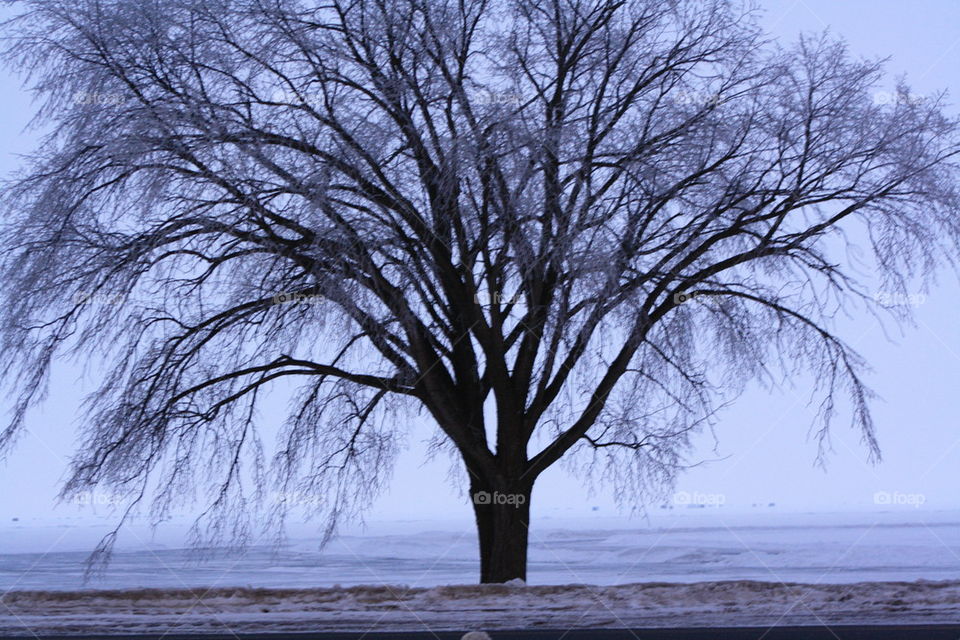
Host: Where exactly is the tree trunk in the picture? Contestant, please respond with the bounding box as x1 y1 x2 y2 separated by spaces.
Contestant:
471 482 532 583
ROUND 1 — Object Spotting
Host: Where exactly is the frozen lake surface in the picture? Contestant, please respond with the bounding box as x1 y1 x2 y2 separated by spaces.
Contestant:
1 509 958 591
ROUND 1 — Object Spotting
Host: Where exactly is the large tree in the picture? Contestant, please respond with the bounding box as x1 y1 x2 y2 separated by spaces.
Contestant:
1 0 958 583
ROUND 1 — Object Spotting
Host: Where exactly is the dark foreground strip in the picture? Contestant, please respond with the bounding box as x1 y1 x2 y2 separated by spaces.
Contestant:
4 626 960 640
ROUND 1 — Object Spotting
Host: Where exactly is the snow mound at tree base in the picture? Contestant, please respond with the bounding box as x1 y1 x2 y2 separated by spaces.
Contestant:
2 580 958 635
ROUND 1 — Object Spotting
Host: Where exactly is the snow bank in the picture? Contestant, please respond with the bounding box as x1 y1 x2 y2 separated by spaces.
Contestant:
2 580 958 635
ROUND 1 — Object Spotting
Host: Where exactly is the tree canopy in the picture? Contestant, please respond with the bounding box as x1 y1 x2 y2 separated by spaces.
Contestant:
1 0 958 582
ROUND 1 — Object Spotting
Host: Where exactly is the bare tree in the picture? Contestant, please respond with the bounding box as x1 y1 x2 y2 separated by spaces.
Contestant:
1 0 958 583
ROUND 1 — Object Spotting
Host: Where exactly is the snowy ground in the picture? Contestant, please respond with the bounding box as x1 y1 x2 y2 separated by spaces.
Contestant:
2 580 960 635
1 510 958 634
2 509 958 590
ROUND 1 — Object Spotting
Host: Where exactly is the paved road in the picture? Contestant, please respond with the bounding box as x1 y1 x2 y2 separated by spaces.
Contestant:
5 626 960 640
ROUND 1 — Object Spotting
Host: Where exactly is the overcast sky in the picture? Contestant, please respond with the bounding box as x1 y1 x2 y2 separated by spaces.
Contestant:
1 0 958 527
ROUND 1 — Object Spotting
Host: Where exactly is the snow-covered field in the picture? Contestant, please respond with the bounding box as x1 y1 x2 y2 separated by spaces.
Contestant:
3 509 959 590
1 509 958 634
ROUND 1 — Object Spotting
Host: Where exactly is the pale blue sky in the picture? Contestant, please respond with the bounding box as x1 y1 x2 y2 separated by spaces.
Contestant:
0 0 958 526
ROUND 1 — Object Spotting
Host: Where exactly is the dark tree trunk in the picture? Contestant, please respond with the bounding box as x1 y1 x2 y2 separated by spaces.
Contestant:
471 481 532 583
